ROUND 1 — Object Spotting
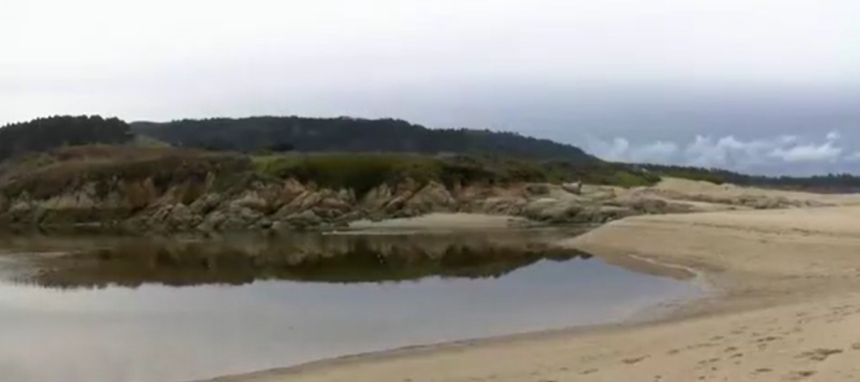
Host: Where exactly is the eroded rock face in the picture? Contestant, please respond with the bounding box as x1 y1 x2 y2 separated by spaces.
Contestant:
2 173 796 232
462 197 527 215
524 183 550 196
403 181 455 215
522 198 587 223
562 182 582 195
189 193 223 215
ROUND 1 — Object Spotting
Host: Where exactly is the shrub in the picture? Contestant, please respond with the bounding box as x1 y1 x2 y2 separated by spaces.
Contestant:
1 147 252 199
254 153 443 196
252 152 657 194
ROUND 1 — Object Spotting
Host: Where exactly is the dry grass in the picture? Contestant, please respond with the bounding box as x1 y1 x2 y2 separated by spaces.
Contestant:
0 145 253 200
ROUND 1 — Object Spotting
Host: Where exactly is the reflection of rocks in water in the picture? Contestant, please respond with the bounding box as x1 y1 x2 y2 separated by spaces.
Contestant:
22 232 592 289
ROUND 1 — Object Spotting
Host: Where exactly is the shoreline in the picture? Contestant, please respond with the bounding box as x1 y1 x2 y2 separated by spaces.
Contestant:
187 218 726 382
195 286 705 382
192 254 712 382
195 206 860 382
188 220 713 382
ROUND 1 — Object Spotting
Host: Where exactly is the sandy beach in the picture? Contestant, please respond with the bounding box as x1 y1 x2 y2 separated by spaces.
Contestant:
200 202 860 382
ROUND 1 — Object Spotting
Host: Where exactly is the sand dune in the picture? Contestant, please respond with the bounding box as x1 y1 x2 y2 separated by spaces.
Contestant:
200 205 860 382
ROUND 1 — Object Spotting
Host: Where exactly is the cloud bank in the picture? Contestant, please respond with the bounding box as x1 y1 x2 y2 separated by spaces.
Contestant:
585 131 859 174
2 0 859 125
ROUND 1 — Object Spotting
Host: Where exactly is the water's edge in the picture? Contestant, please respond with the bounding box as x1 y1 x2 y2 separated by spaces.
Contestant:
190 251 711 382
0 229 706 382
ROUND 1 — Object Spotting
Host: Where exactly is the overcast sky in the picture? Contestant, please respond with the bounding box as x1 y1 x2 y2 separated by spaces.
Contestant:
1 0 858 175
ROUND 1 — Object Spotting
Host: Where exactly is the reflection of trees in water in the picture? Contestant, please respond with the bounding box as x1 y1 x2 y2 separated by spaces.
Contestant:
19 232 593 289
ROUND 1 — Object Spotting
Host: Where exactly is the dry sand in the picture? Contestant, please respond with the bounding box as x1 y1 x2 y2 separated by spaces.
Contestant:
200 202 860 382
645 177 860 208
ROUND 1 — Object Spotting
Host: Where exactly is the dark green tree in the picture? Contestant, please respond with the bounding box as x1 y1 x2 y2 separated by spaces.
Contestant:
0 115 133 161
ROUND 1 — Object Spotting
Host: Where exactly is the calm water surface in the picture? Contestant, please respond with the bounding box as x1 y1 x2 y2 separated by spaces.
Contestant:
0 230 700 382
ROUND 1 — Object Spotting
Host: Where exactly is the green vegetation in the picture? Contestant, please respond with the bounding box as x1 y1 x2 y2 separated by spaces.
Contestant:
253 153 659 196
0 146 659 215
4 114 860 194
0 146 253 200
0 115 666 199
254 154 444 195
131 116 598 163
131 134 172 148
545 161 660 187
0 116 132 162
607 170 655 188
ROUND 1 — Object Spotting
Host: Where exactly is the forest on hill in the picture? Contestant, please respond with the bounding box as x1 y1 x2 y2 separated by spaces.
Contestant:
3 115 860 192
0 116 132 161
0 116 657 191
130 117 598 163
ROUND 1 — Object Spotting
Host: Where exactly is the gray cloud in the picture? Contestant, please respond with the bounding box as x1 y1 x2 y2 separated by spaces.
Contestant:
585 131 851 175
1 0 858 177
2 0 860 125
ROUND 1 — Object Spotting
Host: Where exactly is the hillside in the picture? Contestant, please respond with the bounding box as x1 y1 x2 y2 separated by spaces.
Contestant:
0 145 668 231
0 116 132 162
4 115 860 196
130 117 598 163
1 145 852 233
1 115 859 232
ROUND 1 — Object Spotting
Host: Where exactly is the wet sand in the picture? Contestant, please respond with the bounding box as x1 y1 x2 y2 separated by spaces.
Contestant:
200 205 860 382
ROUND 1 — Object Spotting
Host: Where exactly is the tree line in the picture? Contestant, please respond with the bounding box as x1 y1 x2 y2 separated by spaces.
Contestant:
3 114 860 192
0 116 132 161
130 116 598 162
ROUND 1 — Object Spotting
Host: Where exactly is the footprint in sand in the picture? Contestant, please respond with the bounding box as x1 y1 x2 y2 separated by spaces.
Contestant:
797 348 843 362
687 343 718 350
782 327 803 335
622 356 649 365
786 370 816 381
694 357 722 372
755 336 781 343
754 335 782 350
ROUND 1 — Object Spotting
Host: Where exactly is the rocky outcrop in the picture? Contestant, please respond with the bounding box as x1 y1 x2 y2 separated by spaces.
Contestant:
0 170 832 232
562 182 582 195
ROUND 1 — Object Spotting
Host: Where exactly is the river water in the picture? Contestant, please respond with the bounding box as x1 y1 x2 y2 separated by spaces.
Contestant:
0 229 700 382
